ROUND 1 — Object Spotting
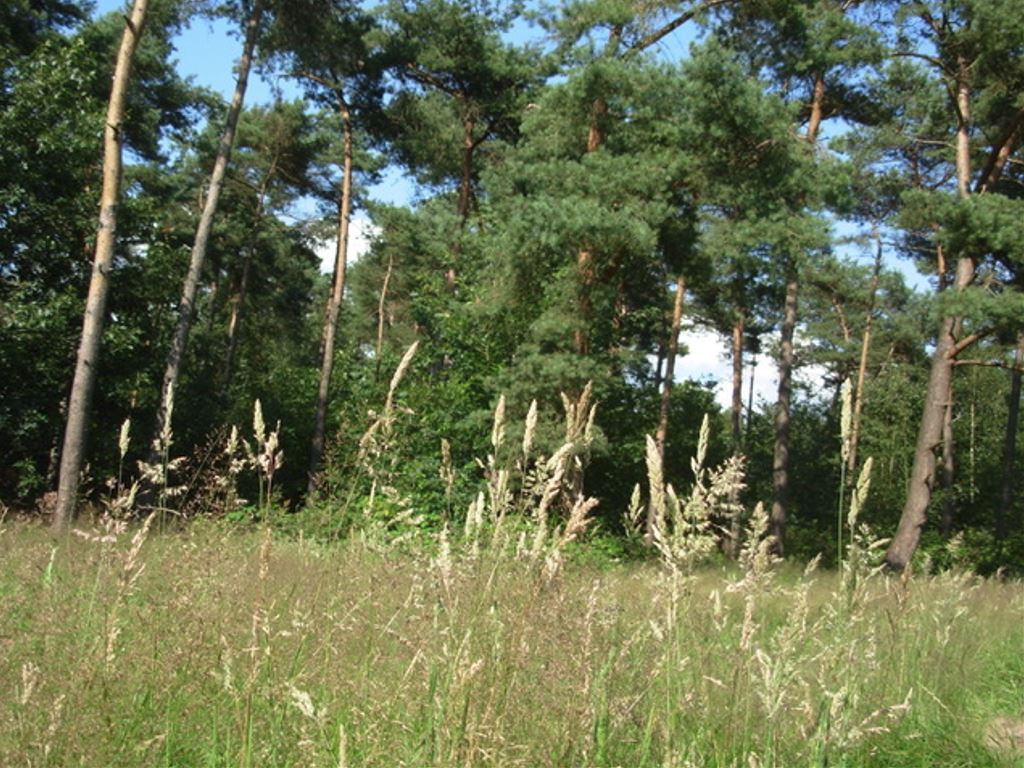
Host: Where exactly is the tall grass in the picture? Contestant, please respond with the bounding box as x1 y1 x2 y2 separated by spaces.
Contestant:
2 521 1022 766
3 356 1022 766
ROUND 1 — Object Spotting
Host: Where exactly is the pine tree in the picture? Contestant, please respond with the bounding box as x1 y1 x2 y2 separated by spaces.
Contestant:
53 0 152 530
863 0 1024 569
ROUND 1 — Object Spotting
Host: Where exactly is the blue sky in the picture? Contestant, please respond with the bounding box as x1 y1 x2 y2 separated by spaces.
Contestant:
93 0 399 264
95 0 285 103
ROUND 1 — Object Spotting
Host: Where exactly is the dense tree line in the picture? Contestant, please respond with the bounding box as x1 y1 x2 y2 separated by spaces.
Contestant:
1 0 1022 571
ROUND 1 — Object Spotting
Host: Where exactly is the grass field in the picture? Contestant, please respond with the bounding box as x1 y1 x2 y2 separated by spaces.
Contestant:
1 517 1022 767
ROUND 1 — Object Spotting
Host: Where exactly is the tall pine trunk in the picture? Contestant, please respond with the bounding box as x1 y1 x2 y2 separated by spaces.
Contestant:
940 391 956 536
307 102 354 495
725 308 746 558
767 72 825 553
730 311 745 452
457 112 476 222
654 276 685 457
152 0 262 446
573 96 608 356
221 249 252 394
649 276 685 539
52 0 150 531
885 62 976 570
375 252 394 382
884 291 967 569
848 232 882 474
221 161 274 395
769 274 798 554
746 353 757 442
996 334 1023 542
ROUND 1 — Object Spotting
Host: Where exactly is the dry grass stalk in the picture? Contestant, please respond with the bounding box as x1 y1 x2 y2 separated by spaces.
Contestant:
985 715 1024 757
440 438 455 512
135 386 187 515
1 521 1019 765
647 415 736 574
731 502 779 592
104 511 156 672
354 342 422 537
840 377 853 467
522 399 538 458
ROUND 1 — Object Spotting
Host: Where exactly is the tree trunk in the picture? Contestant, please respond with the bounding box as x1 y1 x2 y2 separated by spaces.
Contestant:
573 95 608 356
221 165 273 395
375 251 394 382
730 311 745 453
996 334 1024 542
746 353 757 443
940 389 956 535
152 0 262 447
221 248 252 394
884 257 974 569
806 73 826 145
941 316 964 536
649 276 685 539
573 250 593 356
457 112 475 222
307 102 354 496
654 276 685 456
765 72 826 552
52 0 150 531
885 62 975 570
654 343 666 387
586 96 607 153
769 274 798 555
847 231 882 473
725 309 746 558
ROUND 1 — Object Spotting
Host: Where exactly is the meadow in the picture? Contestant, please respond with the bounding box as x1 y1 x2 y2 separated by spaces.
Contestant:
2 514 1022 768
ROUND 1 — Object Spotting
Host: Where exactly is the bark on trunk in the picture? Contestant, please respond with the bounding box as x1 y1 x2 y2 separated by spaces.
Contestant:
574 96 608 356
848 232 882 473
655 344 666 387
769 275 798 555
765 72 825 552
52 0 150 531
574 250 593 356
307 103 354 496
152 0 262 448
457 112 475 222
884 257 974 569
940 389 956 535
806 73 826 145
726 310 746 559
586 96 607 153
654 277 685 454
375 251 394 382
649 276 685 539
730 312 745 453
746 354 756 443
222 166 273 395
885 59 976 570
221 249 252 394
996 334 1024 541
955 61 971 200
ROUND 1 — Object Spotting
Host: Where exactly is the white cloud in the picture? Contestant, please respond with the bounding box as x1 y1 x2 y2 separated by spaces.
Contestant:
674 328 779 410
673 328 832 410
316 216 379 274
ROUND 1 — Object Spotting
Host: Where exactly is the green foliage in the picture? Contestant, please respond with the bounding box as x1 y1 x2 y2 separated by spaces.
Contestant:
0 0 1021 575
